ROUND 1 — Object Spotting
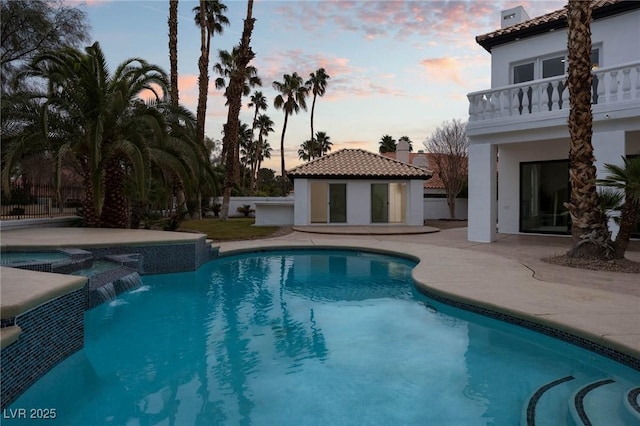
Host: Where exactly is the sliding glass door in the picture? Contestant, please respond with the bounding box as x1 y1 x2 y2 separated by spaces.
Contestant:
520 160 570 234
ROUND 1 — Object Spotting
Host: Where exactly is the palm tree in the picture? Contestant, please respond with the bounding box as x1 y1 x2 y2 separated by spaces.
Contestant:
251 113 274 194
193 0 229 144
597 157 640 259
219 0 255 220
565 0 612 258
237 122 253 189
273 72 309 194
378 135 396 153
306 68 330 156
213 48 262 106
315 131 332 156
248 90 267 178
7 42 203 229
298 139 315 162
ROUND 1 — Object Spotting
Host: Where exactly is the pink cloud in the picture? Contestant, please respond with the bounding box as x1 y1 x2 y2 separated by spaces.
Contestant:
419 58 464 86
272 1 565 48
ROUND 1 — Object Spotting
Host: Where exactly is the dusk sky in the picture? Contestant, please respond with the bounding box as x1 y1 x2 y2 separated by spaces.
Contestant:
80 0 567 172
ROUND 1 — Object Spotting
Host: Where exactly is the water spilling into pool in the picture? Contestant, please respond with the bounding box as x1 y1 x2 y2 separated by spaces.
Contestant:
8 250 640 425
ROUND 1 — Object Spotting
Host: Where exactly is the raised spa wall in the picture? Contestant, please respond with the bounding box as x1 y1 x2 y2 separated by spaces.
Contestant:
0 238 217 409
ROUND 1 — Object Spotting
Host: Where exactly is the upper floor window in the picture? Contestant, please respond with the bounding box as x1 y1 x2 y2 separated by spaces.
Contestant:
542 56 564 78
514 63 534 83
511 48 600 83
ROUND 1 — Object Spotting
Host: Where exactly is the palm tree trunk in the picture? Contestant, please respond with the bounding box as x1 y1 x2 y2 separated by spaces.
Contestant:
100 155 129 228
310 93 317 159
280 112 289 196
169 0 179 107
220 0 255 220
196 0 209 145
613 198 639 258
81 173 100 227
565 0 612 258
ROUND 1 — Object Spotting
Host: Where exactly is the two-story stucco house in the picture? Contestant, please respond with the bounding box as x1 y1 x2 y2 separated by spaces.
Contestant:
466 0 640 242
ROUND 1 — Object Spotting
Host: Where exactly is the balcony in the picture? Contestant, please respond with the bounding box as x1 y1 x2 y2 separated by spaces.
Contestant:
467 62 640 125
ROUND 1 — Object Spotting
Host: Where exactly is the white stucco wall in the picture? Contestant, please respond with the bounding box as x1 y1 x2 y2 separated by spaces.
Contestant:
291 179 425 226
490 10 640 87
423 199 468 220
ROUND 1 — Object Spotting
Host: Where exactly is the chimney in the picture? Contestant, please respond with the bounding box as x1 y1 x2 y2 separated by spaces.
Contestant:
501 6 530 29
396 139 410 163
412 150 429 170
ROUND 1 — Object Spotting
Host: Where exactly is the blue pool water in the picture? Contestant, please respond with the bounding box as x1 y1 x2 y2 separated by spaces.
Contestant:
8 250 640 425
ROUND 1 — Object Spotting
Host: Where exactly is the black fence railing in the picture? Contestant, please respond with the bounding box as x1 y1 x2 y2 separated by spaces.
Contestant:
1 182 85 220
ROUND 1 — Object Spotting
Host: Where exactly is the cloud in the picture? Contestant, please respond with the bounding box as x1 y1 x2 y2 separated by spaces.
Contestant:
419 58 464 86
272 1 565 48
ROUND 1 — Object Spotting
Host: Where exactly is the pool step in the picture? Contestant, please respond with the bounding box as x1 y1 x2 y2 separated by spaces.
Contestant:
524 377 639 426
523 376 575 426
623 387 640 424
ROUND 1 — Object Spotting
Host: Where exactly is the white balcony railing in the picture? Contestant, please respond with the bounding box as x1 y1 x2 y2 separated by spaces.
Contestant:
467 62 640 122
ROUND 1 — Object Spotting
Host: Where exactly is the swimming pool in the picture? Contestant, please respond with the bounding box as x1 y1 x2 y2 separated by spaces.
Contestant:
7 250 640 425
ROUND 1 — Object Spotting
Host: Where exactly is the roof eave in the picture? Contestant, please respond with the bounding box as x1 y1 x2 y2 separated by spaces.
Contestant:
288 174 432 180
477 1 640 53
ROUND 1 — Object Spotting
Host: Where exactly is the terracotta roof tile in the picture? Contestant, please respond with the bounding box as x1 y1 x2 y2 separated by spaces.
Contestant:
287 149 432 179
476 0 638 52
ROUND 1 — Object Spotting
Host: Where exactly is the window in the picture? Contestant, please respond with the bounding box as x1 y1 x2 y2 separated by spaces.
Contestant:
513 63 534 83
511 48 600 83
542 56 565 78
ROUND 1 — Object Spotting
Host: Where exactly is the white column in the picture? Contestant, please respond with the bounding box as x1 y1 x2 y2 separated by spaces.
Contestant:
593 130 626 239
467 143 498 242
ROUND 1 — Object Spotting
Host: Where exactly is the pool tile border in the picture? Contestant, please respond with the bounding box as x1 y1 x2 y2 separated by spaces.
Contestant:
0 287 85 409
413 285 640 371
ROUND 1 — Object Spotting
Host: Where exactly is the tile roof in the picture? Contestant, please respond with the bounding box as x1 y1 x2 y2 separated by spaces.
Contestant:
382 152 468 190
476 0 639 52
287 149 433 180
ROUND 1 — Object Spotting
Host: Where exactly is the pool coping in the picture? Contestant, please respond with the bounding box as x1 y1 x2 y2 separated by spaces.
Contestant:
0 267 87 320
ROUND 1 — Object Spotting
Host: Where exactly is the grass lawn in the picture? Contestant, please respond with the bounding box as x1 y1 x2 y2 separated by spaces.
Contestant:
178 217 281 241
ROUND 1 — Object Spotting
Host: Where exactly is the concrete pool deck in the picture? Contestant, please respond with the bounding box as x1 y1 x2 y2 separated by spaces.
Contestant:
1 226 639 364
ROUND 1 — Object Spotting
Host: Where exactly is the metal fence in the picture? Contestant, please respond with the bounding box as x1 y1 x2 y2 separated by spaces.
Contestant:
1 182 85 220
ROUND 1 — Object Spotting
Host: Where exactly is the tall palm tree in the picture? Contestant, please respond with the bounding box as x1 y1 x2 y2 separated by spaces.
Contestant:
597 157 640 259
251 113 274 194
315 131 332 157
306 68 330 157
168 0 190 219
237 122 253 189
273 72 308 193
219 0 255 220
378 135 396 153
248 90 267 177
193 0 228 144
565 0 612 258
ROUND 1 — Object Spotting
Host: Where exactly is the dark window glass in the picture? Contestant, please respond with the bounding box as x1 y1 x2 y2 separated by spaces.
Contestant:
542 57 565 78
513 63 534 83
520 160 570 234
